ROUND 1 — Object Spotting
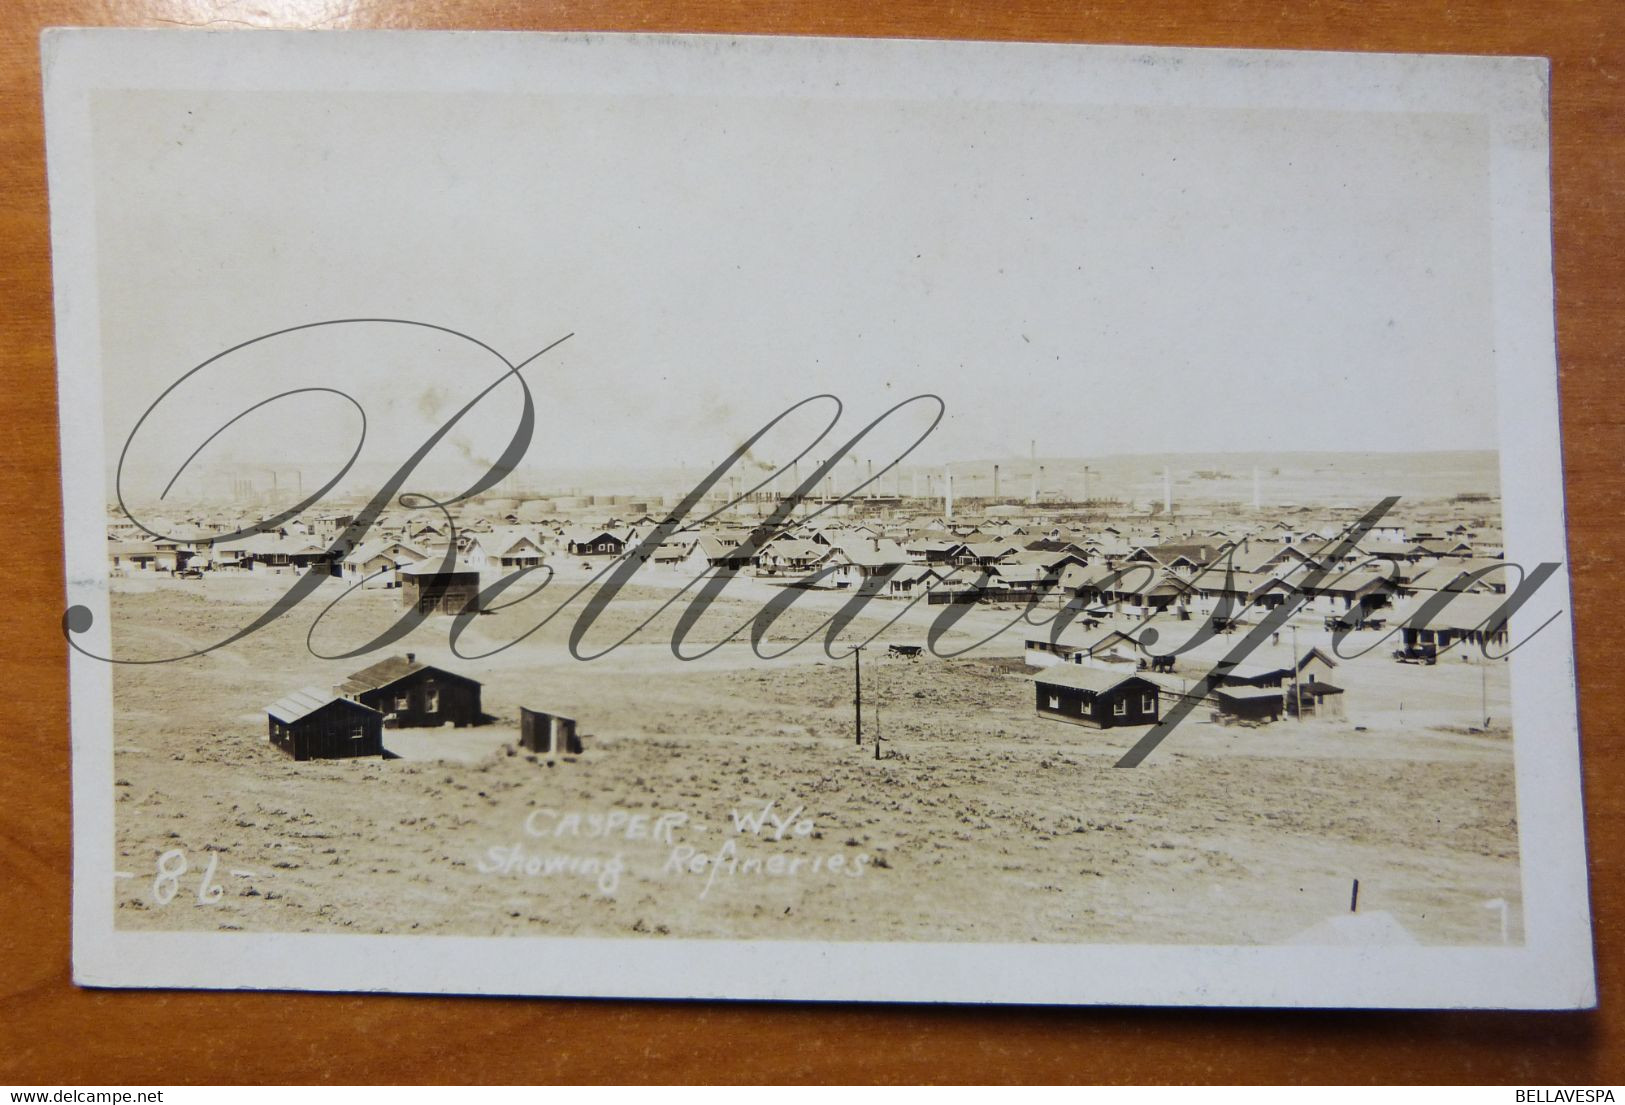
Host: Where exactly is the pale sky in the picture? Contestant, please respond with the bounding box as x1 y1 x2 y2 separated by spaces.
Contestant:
91 85 1496 501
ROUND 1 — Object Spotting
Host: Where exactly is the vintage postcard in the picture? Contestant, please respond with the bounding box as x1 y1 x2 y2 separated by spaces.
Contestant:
45 30 1593 1007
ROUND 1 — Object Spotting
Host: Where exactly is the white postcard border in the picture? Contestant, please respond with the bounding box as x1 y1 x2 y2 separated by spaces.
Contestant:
45 29 1594 1008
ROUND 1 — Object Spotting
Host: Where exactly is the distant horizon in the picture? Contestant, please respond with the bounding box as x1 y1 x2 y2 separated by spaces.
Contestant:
116 445 1501 517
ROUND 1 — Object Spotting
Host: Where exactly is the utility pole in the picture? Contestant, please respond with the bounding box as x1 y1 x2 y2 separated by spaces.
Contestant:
874 654 884 760
854 644 863 746
1290 623 1301 723
1482 662 1489 729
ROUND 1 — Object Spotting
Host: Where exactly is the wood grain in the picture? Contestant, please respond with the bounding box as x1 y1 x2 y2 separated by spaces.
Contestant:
2 0 1620 1085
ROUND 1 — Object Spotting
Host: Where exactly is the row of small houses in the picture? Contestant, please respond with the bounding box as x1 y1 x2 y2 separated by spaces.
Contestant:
1025 586 1516 729
108 504 1499 576
108 515 1506 619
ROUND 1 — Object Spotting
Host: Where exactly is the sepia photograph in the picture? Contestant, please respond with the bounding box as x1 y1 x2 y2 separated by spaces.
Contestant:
45 29 1591 1007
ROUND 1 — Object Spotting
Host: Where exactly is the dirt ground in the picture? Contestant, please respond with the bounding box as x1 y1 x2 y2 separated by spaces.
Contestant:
105 566 1521 946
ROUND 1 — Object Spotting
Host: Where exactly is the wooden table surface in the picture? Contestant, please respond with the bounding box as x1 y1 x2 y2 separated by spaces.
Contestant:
2 1 1620 1086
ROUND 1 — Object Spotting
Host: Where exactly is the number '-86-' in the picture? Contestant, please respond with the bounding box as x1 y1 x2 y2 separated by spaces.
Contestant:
151 848 224 906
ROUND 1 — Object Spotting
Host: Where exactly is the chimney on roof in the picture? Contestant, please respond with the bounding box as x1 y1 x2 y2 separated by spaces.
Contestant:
406 652 415 663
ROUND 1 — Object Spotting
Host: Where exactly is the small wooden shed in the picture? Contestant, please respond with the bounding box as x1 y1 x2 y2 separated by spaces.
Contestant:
520 707 582 757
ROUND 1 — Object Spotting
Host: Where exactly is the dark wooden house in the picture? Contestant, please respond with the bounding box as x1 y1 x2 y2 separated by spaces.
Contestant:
1033 668 1161 729
565 529 627 557
520 707 582 757
266 687 384 760
339 653 485 729
400 558 483 616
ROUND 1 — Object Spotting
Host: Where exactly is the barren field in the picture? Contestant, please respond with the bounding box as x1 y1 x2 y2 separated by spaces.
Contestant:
107 567 1521 946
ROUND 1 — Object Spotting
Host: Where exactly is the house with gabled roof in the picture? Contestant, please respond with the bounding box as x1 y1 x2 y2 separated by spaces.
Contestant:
466 527 548 573
560 527 627 558
829 535 911 588
684 533 758 574
755 538 831 576
883 564 945 597
341 538 429 588
338 652 484 729
1032 667 1161 729
1387 592 1513 655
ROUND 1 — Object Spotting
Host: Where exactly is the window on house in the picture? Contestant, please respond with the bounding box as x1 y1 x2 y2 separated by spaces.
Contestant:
1142 693 1156 712
1047 694 1059 710
1114 698 1128 716
426 688 440 713
350 724 366 740
395 694 410 710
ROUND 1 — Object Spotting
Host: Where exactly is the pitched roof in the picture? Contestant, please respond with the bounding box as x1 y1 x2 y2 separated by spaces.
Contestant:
1032 666 1154 694
340 655 428 693
472 526 546 558
344 538 427 566
1406 559 1512 592
691 534 746 560
760 538 827 561
338 654 482 695
963 540 1021 559
833 536 911 567
399 556 481 576
650 538 696 560
267 687 376 724
560 527 625 546
989 562 1052 584
1387 593 1514 634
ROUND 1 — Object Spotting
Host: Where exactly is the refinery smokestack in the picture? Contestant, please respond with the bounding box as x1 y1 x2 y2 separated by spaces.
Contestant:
1163 467 1172 515
993 463 1000 501
1029 464 1038 505
944 466 954 522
